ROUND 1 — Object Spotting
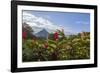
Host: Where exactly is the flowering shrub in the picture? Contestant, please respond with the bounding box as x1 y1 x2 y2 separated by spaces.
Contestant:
22 31 26 40
53 32 58 41
22 29 90 62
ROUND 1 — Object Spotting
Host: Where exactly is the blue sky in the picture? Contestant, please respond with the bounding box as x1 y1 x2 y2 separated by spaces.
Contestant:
23 10 90 34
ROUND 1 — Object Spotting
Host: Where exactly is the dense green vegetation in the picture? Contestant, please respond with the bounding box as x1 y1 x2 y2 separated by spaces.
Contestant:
22 23 90 62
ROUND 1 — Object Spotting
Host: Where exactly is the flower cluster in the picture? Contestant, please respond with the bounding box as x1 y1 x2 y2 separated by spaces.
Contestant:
22 31 26 40
53 32 58 41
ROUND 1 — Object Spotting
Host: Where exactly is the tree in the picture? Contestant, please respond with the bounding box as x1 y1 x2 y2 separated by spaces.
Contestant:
22 22 36 39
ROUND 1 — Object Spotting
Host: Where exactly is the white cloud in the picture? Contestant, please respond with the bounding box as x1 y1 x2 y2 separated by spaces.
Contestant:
22 11 62 33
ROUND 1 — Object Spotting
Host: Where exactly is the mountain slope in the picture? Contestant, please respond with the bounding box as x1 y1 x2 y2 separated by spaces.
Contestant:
35 29 49 39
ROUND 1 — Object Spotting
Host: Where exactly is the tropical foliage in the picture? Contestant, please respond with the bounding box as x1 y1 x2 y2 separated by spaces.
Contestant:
22 24 90 62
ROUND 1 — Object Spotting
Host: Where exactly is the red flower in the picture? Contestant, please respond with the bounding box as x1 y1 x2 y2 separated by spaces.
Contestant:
43 43 48 49
54 32 58 41
22 31 26 40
